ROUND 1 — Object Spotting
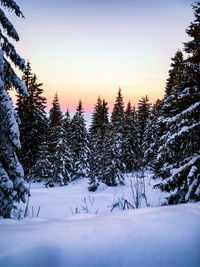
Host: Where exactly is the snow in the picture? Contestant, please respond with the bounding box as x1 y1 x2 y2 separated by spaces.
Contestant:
162 155 200 185
0 202 199 267
20 172 167 219
165 122 200 145
163 101 200 124
0 173 199 266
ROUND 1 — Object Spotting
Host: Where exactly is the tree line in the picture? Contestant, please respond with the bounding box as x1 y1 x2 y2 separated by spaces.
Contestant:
16 72 151 189
0 1 199 218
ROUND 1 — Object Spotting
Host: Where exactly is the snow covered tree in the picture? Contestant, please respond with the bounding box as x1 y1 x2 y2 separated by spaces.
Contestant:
110 88 125 172
92 89 126 187
122 102 140 172
62 110 73 177
0 0 28 217
70 101 89 180
154 2 200 204
16 62 48 180
88 97 109 191
136 95 151 164
143 99 163 168
63 109 71 141
99 124 124 186
47 94 71 186
165 50 184 97
49 93 62 127
30 123 54 183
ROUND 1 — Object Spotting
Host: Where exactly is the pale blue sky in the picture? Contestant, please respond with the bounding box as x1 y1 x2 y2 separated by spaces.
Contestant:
10 0 194 113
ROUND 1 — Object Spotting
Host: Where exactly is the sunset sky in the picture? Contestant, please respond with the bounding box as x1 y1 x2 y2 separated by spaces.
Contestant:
11 0 193 115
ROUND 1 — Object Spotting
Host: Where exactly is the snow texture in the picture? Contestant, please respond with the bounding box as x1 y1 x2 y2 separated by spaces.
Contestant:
18 172 166 219
0 202 199 267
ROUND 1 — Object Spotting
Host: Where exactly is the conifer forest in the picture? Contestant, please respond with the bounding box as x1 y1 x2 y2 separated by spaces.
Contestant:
0 1 199 267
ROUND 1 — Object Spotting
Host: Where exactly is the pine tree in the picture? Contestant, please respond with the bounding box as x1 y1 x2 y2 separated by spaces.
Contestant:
94 88 126 186
99 124 124 186
0 1 28 218
47 94 71 186
63 109 71 140
70 101 89 180
88 97 109 191
32 131 53 183
16 63 48 180
122 101 139 172
165 50 184 97
143 99 163 168
137 95 152 164
62 110 73 178
110 88 125 172
154 2 200 204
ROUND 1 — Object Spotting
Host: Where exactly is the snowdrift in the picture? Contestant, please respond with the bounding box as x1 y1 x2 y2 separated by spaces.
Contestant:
0 203 199 267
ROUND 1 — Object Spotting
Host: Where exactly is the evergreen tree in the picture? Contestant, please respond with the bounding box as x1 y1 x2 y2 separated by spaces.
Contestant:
49 92 62 127
47 94 71 186
99 124 124 186
143 99 163 168
16 63 48 180
165 50 184 97
110 88 125 172
122 101 139 172
88 97 109 190
63 109 71 140
93 88 126 186
154 2 200 204
136 95 152 163
32 130 53 183
62 110 73 177
0 0 28 218
70 101 89 180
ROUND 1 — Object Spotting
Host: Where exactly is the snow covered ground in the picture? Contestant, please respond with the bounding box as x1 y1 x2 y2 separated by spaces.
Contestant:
0 172 199 267
19 171 168 219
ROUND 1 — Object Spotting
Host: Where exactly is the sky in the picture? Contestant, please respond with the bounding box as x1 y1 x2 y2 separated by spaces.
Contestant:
9 0 194 115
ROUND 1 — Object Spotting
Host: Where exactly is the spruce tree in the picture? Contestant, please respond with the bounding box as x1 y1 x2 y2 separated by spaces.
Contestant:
99 124 124 186
95 88 126 186
143 99 163 168
0 0 28 217
47 94 71 186
136 95 152 164
16 63 48 180
62 110 73 177
32 130 53 183
122 101 139 172
165 50 184 97
154 2 200 204
63 109 71 140
110 88 125 172
88 97 109 190
70 101 89 180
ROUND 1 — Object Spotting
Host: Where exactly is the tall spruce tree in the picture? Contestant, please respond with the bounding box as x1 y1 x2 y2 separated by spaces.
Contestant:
63 109 71 140
70 101 89 180
122 102 140 172
95 88 126 186
16 63 48 180
154 2 200 204
136 95 151 164
47 94 71 186
99 124 124 186
143 99 163 168
32 129 53 183
0 0 28 218
110 88 125 172
62 110 73 181
88 97 109 190
165 50 184 97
